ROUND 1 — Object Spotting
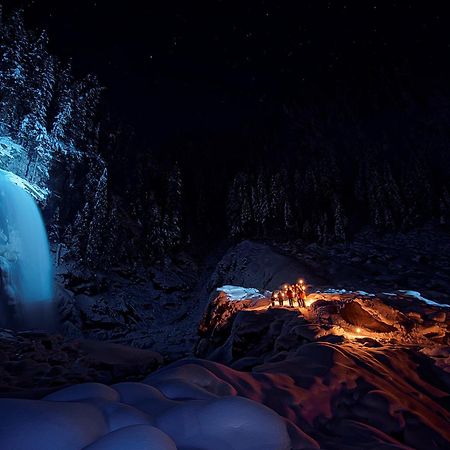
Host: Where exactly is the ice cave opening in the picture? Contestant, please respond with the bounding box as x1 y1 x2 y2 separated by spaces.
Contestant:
0 170 54 330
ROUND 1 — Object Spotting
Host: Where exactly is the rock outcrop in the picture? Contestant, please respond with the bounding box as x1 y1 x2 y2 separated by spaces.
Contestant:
194 287 450 449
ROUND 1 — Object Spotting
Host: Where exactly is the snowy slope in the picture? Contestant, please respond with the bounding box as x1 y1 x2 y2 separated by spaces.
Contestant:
0 169 49 202
0 137 49 201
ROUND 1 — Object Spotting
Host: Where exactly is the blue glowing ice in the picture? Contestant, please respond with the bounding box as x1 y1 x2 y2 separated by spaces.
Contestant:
0 169 54 328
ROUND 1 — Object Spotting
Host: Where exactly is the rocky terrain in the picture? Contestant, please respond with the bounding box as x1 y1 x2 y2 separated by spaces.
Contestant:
275 224 450 305
1 232 449 448
0 329 162 398
194 287 450 449
51 226 450 360
0 287 448 449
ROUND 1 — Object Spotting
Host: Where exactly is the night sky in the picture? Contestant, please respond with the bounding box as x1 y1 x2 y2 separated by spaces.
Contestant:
2 0 450 145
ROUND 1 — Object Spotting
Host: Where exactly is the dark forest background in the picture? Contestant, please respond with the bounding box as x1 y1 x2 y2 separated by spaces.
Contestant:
1 6 450 270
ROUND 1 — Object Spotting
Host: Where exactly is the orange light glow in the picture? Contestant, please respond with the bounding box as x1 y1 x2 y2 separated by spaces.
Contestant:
356 327 361 334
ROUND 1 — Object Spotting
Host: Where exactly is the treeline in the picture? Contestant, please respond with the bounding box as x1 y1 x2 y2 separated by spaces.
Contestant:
225 96 450 243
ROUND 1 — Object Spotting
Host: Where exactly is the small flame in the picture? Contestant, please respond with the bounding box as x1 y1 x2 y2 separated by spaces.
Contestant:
355 327 361 334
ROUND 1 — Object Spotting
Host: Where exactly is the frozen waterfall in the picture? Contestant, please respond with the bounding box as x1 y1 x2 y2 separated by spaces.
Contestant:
0 170 54 329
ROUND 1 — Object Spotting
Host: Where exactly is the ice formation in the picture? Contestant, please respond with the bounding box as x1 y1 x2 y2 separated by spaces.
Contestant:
0 169 54 328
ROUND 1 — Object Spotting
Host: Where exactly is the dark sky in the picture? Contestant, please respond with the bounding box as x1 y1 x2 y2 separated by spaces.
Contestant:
2 0 450 145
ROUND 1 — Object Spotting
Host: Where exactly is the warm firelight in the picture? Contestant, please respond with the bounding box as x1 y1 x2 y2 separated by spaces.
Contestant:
355 327 362 334
271 279 308 308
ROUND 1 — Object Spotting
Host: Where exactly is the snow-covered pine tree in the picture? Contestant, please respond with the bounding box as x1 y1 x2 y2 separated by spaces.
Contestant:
86 168 108 267
269 172 286 231
103 198 121 265
147 192 165 255
241 188 252 235
165 162 183 249
252 171 269 237
49 206 61 242
333 197 347 241
227 173 246 237
439 187 450 226
0 10 28 130
26 30 55 126
51 61 74 146
283 199 295 233
72 74 102 150
69 201 91 262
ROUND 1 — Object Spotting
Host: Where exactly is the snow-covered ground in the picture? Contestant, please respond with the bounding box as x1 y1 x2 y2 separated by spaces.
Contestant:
399 290 450 308
0 363 293 450
217 285 265 301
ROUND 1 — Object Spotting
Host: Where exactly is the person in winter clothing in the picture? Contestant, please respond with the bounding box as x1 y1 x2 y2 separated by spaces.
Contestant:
296 282 306 307
287 287 295 307
271 291 278 307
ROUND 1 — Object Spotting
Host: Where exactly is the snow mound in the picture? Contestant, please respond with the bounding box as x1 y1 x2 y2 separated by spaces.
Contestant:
84 425 177 450
217 285 265 301
0 363 292 450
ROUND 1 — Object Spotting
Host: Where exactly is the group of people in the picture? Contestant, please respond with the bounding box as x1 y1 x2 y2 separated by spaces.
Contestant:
270 280 307 308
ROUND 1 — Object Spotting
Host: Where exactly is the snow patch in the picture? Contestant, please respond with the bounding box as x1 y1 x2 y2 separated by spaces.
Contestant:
0 136 27 160
399 290 450 308
321 288 350 294
217 285 264 301
0 169 49 202
356 290 375 297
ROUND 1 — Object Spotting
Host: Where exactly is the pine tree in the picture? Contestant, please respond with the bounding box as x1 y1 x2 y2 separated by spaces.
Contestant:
227 173 247 237
26 30 55 126
253 171 269 236
72 74 102 150
49 206 61 242
0 10 28 130
86 168 108 267
69 202 91 262
165 162 183 248
104 198 121 265
439 187 450 226
284 199 295 233
333 197 347 241
269 173 286 231
147 193 165 255
51 61 74 145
